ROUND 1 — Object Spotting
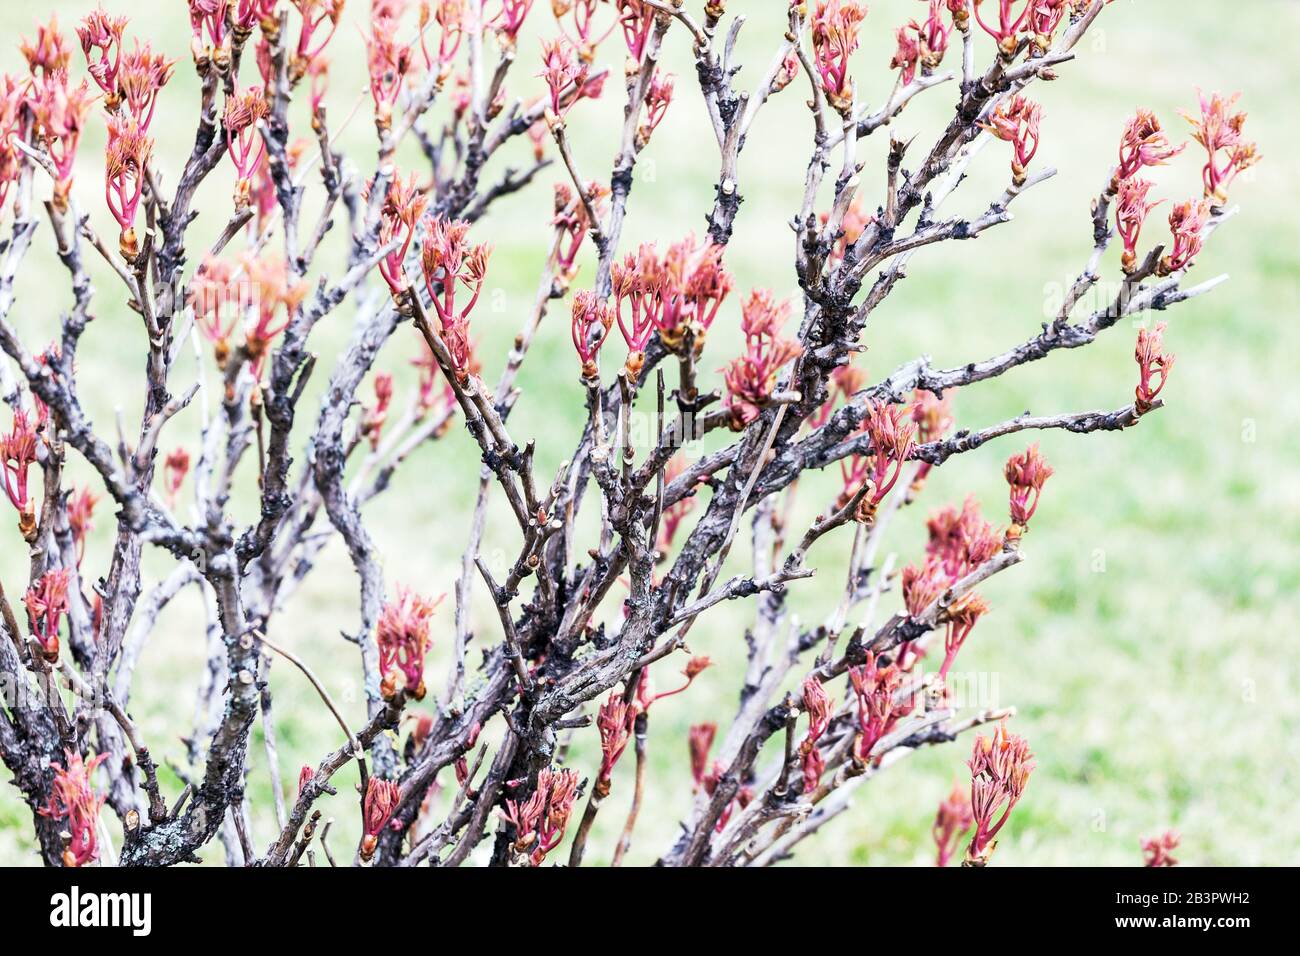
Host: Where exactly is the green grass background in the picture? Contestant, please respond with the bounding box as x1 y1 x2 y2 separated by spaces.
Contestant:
1 0 1296 866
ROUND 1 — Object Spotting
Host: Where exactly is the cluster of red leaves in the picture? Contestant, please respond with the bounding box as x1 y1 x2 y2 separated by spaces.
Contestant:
966 719 1034 864
722 290 800 429
376 586 443 700
500 767 581 866
611 236 734 376
39 750 109 867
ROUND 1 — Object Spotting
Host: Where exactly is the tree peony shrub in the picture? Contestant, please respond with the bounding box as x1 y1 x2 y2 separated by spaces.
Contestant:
0 0 1256 867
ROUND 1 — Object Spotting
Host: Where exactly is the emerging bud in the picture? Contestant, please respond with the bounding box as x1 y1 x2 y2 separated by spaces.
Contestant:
366 6 413 128
499 767 580 865
1025 0 1070 52
24 568 72 661
979 94 1042 186
940 591 989 680
553 0 616 63
1179 90 1259 203
242 252 309 371
360 777 400 859
570 290 614 379
1140 830 1180 867
1003 443 1052 541
307 54 329 124
67 487 100 567
2 410 41 526
224 86 269 208
890 25 921 86
966 719 1034 865
619 0 655 63
539 37 587 120
916 0 952 67
908 387 953 491
1114 176 1161 274
932 780 973 867
286 1 344 82
376 172 430 297
77 8 129 103
771 51 800 94
419 216 491 383
27 75 94 211
926 495 1000 580
105 114 153 257
848 653 904 762
971 0 1030 57
235 0 281 34
38 750 109 867
376 586 441 699
947 0 970 31
636 70 673 147
187 0 230 68
810 0 868 114
551 180 608 285
839 400 916 521
902 559 946 619
798 676 832 793
21 17 72 79
688 722 717 789
1134 321 1174 415
495 0 538 51
419 0 466 86
362 372 395 450
1158 199 1210 276
1116 108 1185 183
118 41 176 130
595 690 634 794
722 290 801 429
163 447 191 507
1 78 25 216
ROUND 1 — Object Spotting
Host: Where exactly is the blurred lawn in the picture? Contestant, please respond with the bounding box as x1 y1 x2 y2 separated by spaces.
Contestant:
1 0 1297 866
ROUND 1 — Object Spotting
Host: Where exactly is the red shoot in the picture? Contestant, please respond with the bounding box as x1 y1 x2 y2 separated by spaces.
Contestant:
932 780 974 867
980 93 1042 185
1116 108 1185 182
798 676 832 793
419 217 491 382
224 86 269 208
376 586 442 699
966 719 1034 864
76 9 129 103
24 568 72 661
839 400 916 520
1179 90 1259 202
848 652 904 762
360 777 400 860
1003 443 1052 539
1114 176 1161 274
1141 830 1180 867
377 172 431 298
1134 321 1175 415
810 0 868 114
571 290 615 379
722 289 801 428
38 750 109 867
105 114 152 258
163 446 191 507
67 487 100 566
1159 199 1210 275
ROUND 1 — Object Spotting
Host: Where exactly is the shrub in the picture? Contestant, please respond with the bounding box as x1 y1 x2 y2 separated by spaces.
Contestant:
0 0 1254 867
